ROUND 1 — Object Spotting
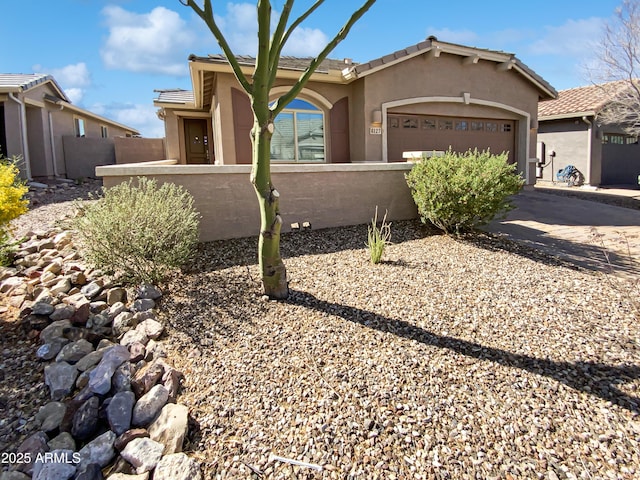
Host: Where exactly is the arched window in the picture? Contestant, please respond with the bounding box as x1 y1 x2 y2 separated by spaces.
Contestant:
271 99 325 162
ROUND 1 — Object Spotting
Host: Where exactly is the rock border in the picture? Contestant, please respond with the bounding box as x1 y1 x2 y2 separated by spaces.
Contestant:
0 228 201 480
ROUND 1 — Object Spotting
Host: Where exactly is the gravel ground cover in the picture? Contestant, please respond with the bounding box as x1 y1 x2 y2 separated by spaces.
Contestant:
160 223 640 479
2 184 640 479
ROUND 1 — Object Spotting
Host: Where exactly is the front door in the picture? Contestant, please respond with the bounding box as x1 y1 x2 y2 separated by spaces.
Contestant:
184 118 211 164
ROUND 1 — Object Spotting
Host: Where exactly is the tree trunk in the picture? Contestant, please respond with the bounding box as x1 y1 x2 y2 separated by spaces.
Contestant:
251 120 288 299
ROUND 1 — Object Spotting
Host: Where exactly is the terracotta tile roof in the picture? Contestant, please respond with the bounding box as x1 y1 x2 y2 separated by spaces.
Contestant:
538 81 628 119
189 54 355 74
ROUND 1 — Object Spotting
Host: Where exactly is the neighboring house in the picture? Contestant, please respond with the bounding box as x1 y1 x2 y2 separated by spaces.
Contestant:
0 73 140 180
538 81 640 186
154 36 557 184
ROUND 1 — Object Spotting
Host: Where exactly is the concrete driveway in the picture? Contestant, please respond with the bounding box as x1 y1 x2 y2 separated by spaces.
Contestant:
483 188 640 277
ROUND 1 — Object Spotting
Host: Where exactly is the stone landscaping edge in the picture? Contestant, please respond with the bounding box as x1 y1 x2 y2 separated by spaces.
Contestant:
0 227 202 480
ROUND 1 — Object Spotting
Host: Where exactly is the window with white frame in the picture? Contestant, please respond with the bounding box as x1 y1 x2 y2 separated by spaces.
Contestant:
100 125 108 138
74 117 86 137
271 99 325 162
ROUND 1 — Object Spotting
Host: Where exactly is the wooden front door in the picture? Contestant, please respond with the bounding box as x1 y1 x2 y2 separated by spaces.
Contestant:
184 118 211 164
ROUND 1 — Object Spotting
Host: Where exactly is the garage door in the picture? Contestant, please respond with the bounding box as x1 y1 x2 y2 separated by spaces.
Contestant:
387 114 515 163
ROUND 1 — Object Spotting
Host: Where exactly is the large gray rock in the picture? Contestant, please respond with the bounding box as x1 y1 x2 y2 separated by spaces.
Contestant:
153 453 202 480
80 281 103 299
0 472 31 480
113 312 135 336
120 329 148 347
31 301 54 316
55 339 94 364
120 437 164 474
34 401 67 432
137 285 162 300
107 391 135 435
88 345 130 395
77 430 116 469
72 396 99 440
148 403 189 455
136 319 163 340
75 350 104 372
47 432 76 451
112 361 132 392
49 304 76 321
132 384 169 427
32 450 77 480
40 319 72 344
73 463 104 480
44 362 78 400
131 299 155 313
15 431 49 475
36 338 69 361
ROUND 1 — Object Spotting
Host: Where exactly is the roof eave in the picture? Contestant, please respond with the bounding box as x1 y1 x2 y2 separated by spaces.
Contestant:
539 111 597 122
44 96 140 134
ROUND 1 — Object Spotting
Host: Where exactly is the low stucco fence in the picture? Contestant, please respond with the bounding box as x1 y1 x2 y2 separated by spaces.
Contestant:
96 162 418 242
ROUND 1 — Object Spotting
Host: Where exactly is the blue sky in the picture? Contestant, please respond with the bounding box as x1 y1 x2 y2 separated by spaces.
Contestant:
1 0 622 137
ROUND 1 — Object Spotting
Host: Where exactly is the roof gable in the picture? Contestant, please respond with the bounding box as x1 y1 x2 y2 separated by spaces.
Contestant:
0 73 69 102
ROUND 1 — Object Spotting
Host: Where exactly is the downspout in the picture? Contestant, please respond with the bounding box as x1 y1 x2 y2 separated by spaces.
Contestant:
48 103 64 177
8 92 32 179
582 116 592 185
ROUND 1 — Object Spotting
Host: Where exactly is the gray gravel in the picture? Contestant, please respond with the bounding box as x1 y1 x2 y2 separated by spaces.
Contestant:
159 223 640 479
3 185 640 479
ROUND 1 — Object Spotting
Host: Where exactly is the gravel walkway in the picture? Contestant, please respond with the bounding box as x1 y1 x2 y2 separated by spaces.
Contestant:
2 184 640 479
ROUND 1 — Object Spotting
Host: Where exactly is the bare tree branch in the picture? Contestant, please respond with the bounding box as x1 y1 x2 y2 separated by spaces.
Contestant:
592 0 640 136
271 0 376 116
180 0 254 95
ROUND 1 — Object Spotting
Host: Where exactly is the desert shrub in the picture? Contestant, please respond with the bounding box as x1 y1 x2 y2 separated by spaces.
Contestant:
405 149 524 234
0 154 28 265
73 177 200 284
367 206 391 264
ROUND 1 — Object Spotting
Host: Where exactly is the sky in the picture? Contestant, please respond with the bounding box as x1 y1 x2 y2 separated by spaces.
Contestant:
1 0 624 137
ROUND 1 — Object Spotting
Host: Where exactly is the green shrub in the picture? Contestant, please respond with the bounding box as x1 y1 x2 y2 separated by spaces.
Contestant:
73 177 200 284
367 206 391 264
405 149 524 234
0 154 28 265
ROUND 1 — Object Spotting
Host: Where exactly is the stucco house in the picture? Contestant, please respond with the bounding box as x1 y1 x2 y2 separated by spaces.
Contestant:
154 36 557 185
538 81 640 186
0 73 140 180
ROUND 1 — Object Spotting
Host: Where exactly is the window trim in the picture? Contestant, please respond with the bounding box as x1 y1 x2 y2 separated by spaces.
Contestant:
270 98 326 163
74 116 86 137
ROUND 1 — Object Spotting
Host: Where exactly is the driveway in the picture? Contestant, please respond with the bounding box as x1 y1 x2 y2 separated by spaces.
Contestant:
483 188 640 277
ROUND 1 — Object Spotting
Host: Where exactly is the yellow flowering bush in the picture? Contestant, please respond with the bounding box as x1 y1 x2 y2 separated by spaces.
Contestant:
0 155 28 256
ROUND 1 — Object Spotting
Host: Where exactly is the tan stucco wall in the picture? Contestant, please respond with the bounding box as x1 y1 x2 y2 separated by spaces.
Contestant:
97 163 417 242
3 82 137 179
114 137 165 164
360 53 540 172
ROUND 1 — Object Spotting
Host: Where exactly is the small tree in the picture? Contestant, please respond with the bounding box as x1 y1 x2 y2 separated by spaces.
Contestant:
180 0 376 299
591 0 640 135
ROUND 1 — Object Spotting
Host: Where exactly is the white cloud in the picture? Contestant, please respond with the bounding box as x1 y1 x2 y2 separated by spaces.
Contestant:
51 63 92 88
212 2 328 56
64 88 85 104
100 5 195 76
92 102 165 138
528 17 603 57
33 62 92 105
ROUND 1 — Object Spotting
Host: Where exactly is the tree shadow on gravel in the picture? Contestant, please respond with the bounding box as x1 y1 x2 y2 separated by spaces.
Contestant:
186 220 434 274
288 289 640 414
